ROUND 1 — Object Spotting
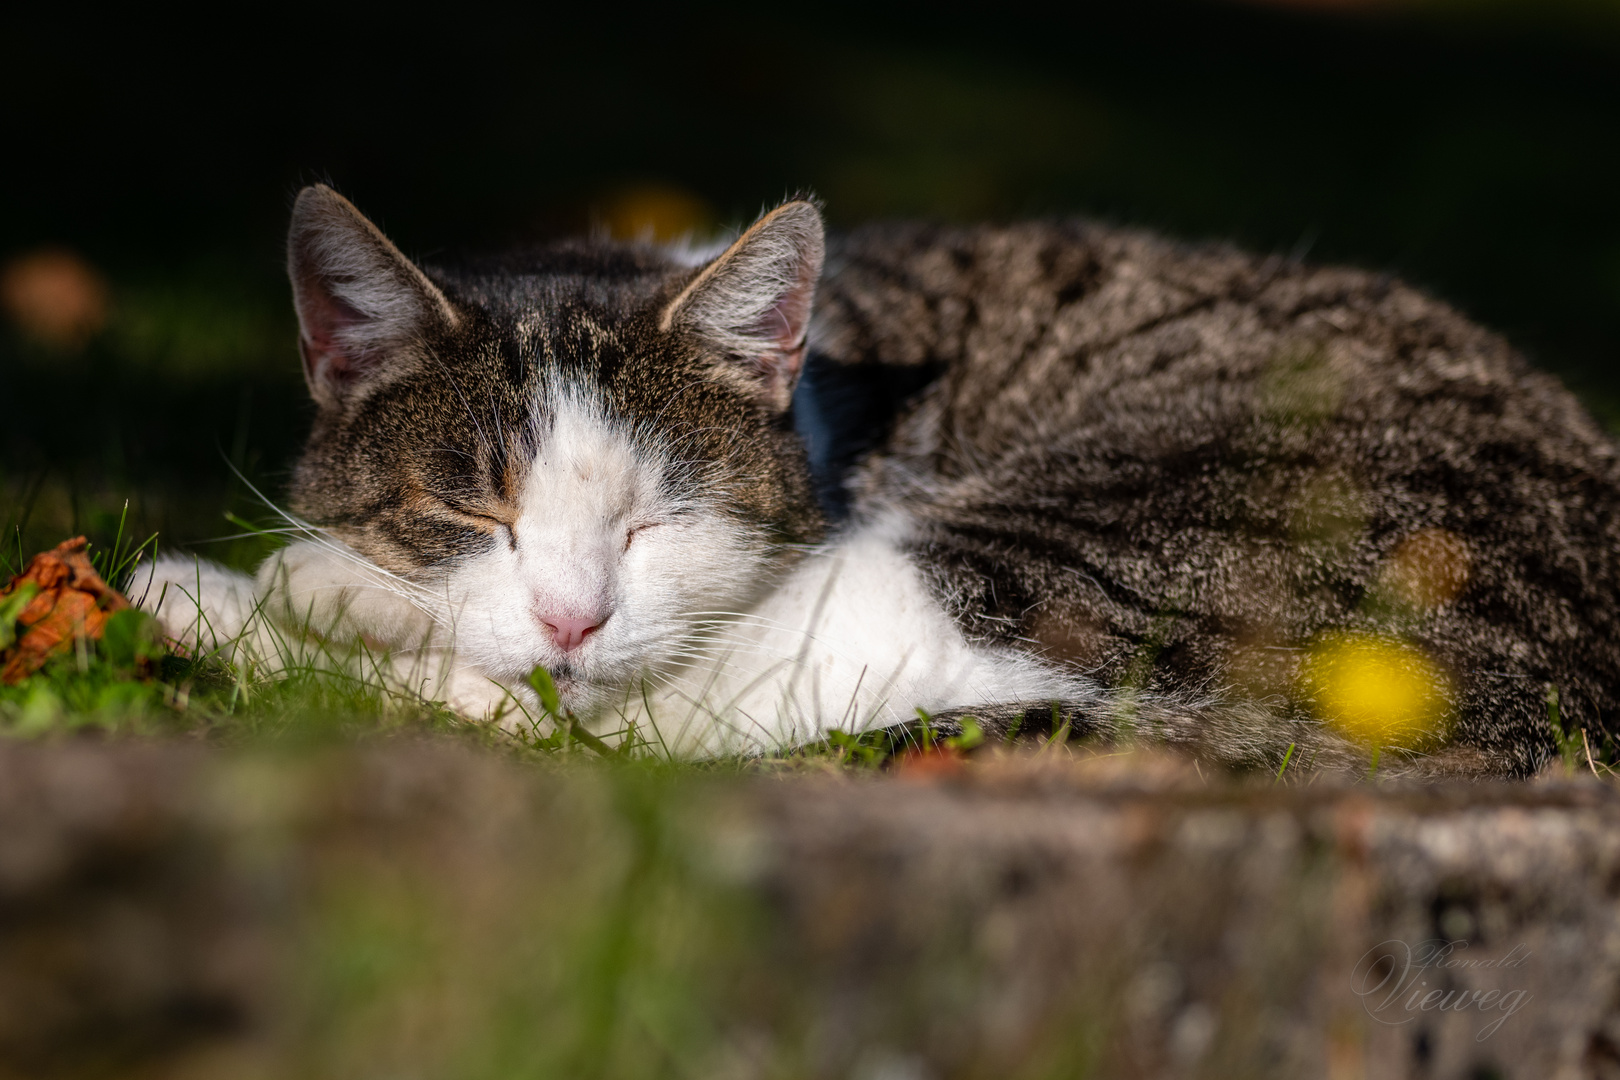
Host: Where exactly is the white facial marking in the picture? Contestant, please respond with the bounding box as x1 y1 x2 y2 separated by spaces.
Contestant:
440 385 770 711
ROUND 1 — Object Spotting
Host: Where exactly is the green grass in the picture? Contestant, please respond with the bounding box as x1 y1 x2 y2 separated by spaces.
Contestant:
0 506 492 749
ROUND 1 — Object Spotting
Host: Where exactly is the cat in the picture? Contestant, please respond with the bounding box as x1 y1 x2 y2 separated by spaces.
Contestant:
139 185 1620 776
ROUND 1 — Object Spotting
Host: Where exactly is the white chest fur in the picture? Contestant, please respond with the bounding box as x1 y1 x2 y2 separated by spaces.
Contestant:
613 515 1079 753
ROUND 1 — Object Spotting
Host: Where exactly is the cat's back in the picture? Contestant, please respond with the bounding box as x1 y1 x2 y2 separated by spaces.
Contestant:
817 219 1610 470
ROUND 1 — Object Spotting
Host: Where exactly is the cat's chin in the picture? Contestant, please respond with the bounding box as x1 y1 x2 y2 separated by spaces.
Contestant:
538 661 625 715
458 659 614 725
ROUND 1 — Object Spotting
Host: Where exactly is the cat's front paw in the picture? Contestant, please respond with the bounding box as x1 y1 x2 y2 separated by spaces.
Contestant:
132 555 259 656
258 539 438 645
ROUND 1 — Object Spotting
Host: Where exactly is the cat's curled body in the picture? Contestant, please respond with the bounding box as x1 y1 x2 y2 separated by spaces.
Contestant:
816 223 1620 776
142 186 1620 776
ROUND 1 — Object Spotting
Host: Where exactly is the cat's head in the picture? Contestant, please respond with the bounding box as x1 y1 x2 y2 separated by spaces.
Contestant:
284 184 825 711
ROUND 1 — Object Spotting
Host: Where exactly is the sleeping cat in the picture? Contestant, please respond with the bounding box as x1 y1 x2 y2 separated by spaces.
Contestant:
140 184 1620 775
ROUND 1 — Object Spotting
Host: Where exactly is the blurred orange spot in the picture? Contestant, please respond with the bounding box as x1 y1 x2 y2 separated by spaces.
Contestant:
0 248 108 349
596 185 713 243
893 745 966 781
1305 632 1451 749
1382 528 1471 609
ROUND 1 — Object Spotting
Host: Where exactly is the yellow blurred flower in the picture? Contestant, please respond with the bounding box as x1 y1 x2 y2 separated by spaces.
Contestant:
596 185 714 244
1304 632 1451 749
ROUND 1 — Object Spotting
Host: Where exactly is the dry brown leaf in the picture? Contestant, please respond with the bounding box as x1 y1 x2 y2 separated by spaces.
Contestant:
0 537 131 684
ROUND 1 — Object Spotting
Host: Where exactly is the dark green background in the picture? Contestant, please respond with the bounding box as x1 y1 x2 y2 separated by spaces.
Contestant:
4 1 1618 565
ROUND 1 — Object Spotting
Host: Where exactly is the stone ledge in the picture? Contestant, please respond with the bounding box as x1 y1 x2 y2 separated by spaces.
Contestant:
0 741 1614 1079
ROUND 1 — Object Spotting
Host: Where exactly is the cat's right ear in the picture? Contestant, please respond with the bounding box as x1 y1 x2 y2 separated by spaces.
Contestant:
658 199 824 412
287 185 458 410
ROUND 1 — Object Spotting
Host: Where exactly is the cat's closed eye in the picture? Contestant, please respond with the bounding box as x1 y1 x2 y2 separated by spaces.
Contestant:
438 500 516 549
476 515 517 552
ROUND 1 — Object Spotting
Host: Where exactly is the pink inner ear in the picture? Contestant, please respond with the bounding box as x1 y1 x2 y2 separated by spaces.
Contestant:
299 287 370 386
753 300 801 354
770 290 812 349
734 269 816 410
757 268 816 355
743 293 811 396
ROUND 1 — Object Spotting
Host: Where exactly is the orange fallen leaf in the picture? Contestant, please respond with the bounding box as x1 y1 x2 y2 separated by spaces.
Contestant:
0 537 131 684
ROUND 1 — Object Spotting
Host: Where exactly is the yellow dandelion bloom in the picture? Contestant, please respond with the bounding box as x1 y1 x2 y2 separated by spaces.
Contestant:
1304 632 1451 749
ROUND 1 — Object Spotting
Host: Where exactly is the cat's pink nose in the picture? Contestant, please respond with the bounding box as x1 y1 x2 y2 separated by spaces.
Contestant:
540 613 603 653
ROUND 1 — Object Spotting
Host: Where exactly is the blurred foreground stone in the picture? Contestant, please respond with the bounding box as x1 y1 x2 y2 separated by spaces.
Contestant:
0 741 1617 1079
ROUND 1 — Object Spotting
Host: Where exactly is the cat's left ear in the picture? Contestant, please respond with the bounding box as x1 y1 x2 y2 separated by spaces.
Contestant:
659 200 824 412
287 184 460 411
